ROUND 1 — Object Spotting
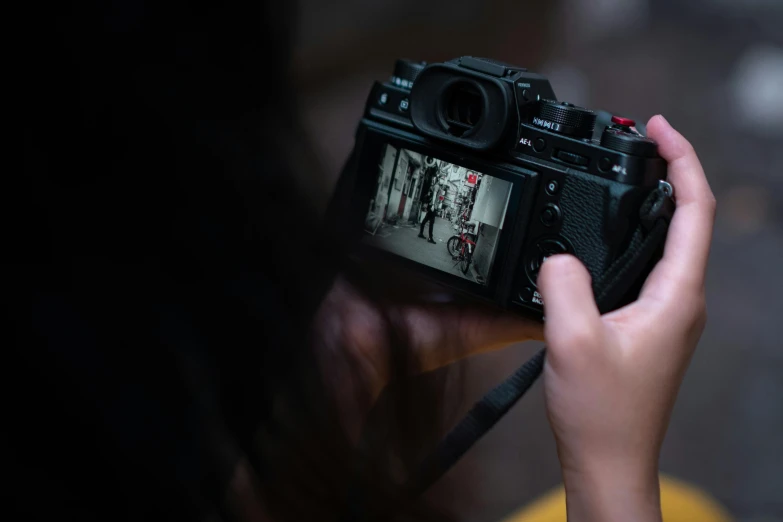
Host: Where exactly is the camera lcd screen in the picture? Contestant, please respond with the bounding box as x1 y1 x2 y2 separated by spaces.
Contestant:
362 144 513 286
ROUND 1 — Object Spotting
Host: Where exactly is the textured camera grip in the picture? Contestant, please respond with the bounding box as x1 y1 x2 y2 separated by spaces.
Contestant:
558 172 647 284
558 173 611 282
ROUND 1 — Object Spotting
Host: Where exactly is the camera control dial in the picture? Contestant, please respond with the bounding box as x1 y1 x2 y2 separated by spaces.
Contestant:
532 100 596 139
525 237 571 285
391 60 427 90
600 124 658 157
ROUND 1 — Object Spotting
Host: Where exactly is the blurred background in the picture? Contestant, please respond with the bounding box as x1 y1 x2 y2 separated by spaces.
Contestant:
292 1 783 520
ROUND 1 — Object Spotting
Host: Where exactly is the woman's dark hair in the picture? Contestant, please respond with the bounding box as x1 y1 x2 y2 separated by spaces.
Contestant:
16 2 455 521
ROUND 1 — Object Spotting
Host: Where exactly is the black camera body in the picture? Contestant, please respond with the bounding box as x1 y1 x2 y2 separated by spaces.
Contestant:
341 57 671 319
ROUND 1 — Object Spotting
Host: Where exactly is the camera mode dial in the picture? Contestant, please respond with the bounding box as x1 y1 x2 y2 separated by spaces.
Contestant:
391 60 427 90
532 100 596 139
600 118 658 157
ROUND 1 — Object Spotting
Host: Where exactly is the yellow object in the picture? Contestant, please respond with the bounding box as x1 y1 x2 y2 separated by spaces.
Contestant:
501 476 733 522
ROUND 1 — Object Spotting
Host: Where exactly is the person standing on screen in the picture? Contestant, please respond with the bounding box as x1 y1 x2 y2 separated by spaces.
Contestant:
418 174 439 244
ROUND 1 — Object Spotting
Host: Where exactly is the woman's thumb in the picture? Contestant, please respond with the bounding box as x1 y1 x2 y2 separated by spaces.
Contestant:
537 255 601 349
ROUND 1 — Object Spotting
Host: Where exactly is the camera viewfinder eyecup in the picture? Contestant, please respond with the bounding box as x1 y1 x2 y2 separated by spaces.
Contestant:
436 79 488 138
410 62 514 151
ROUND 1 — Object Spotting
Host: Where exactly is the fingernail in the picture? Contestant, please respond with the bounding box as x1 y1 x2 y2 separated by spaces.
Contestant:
657 114 669 126
541 253 571 267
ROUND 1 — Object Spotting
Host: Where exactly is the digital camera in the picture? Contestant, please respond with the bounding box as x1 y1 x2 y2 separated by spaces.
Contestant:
337 57 673 319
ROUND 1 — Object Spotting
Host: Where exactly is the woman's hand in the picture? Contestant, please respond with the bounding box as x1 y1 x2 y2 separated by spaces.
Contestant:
314 281 543 437
537 115 716 521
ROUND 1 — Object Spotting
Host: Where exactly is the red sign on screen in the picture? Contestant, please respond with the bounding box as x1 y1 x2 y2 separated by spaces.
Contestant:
466 172 478 185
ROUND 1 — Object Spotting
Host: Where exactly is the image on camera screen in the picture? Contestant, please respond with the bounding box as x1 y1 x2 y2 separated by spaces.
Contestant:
363 144 513 286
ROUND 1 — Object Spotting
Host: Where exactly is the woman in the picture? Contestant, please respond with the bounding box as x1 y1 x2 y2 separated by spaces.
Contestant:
16 1 717 521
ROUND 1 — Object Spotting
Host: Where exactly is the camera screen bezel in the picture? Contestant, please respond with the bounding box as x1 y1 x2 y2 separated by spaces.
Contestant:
352 122 535 302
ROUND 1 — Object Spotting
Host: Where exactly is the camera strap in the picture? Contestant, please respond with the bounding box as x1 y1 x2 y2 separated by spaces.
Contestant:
406 185 674 496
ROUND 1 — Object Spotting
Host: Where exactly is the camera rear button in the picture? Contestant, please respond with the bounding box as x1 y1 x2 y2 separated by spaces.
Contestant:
518 287 534 303
599 157 613 172
540 204 562 226
533 138 546 152
545 180 560 196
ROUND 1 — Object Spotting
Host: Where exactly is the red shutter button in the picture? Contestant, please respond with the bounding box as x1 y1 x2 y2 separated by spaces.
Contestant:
611 115 636 127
